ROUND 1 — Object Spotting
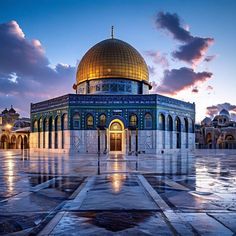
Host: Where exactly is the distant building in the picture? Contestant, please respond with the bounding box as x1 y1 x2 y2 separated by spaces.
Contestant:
0 106 30 149
196 109 236 149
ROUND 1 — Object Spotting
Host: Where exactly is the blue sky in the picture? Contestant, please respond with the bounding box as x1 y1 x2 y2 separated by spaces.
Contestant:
0 0 236 121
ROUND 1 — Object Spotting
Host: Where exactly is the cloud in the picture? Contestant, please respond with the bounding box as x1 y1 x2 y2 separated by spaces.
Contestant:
172 37 214 66
145 50 169 68
148 65 156 76
155 12 214 66
151 67 212 95
156 12 191 42
0 21 76 116
206 103 236 117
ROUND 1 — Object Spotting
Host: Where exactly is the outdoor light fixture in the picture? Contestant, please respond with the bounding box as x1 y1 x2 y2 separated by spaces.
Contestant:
5 124 12 130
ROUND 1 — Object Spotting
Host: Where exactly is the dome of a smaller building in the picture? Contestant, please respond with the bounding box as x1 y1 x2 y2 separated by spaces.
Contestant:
2 108 8 114
9 105 16 113
219 109 230 117
201 117 212 126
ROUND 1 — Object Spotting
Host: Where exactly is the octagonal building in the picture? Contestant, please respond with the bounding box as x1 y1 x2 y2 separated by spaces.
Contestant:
30 36 195 154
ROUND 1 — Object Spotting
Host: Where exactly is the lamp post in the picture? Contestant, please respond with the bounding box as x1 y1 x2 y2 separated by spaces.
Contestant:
97 127 101 175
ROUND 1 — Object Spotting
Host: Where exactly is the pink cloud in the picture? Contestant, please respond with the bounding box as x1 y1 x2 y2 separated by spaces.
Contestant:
0 21 76 117
151 67 212 95
145 50 169 68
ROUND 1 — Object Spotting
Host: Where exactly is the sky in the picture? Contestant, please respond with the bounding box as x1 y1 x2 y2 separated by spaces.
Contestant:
0 0 236 122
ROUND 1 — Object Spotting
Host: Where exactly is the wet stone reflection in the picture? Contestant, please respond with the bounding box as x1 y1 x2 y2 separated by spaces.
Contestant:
77 211 155 232
0 150 236 235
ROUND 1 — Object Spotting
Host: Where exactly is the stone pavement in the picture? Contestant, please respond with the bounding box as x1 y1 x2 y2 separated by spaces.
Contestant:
0 150 236 235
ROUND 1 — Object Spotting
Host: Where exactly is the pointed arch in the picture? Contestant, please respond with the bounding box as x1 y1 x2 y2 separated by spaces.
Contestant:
144 113 152 129
159 113 165 130
175 116 181 149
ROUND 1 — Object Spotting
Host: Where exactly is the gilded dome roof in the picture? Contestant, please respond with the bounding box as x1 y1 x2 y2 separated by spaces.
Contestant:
76 38 149 85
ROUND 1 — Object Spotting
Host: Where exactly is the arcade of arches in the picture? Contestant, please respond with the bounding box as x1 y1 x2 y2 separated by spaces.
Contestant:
0 133 29 149
30 111 195 154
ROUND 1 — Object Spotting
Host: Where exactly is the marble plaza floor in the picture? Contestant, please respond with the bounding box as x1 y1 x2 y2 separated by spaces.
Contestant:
0 150 236 235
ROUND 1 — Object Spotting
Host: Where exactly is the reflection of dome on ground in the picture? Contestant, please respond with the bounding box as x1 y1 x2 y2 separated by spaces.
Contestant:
219 109 230 117
76 38 149 85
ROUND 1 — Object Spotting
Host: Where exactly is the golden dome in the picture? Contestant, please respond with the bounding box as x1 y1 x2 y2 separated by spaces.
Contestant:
76 38 149 85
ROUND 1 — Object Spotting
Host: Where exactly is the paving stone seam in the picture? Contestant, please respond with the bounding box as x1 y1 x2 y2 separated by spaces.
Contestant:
68 177 87 200
38 176 95 235
30 177 58 192
206 213 235 234
37 211 66 236
138 175 195 236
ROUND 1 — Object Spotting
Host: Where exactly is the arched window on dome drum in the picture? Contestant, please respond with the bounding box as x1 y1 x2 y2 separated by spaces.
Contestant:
72 113 81 129
129 114 137 127
159 114 165 130
86 115 94 128
144 113 152 129
99 114 106 127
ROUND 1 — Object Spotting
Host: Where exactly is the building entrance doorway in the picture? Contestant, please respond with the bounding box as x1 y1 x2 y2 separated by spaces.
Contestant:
109 120 124 152
110 133 122 151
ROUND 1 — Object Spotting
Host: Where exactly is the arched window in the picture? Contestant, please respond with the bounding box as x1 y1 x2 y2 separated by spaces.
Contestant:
43 118 47 148
99 114 106 127
38 118 42 148
191 119 195 133
61 113 68 149
167 115 173 149
54 116 59 149
159 113 165 130
184 118 189 148
48 116 53 149
61 113 68 130
33 120 37 132
38 118 43 132
86 114 94 128
175 117 181 132
144 113 152 129
73 113 80 129
175 117 181 149
184 118 188 133
167 115 173 131
129 114 137 127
